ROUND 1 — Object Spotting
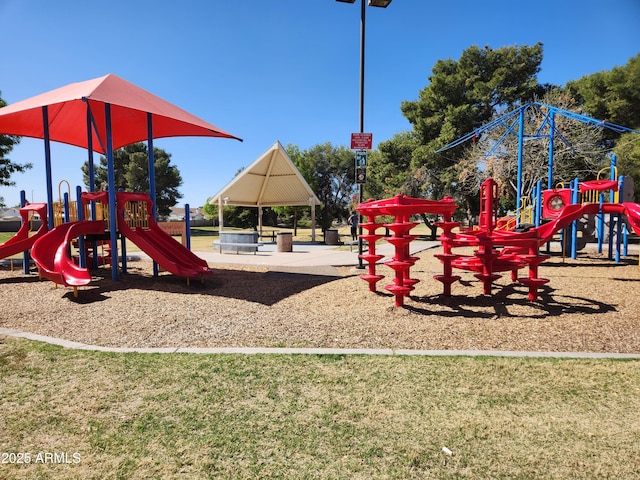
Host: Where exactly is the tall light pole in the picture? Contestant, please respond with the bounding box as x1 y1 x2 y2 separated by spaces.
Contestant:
336 0 392 268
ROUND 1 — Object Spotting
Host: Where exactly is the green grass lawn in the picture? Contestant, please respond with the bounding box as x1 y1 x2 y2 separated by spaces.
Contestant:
1 338 639 479
0 232 14 243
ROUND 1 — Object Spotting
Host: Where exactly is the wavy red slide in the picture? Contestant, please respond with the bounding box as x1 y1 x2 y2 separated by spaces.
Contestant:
31 220 105 292
0 203 49 260
535 202 640 243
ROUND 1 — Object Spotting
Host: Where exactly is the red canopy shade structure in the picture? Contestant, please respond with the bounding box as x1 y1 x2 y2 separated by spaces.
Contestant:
0 73 242 152
0 74 242 281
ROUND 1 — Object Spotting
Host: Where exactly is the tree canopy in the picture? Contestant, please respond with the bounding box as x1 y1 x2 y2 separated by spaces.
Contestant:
567 54 640 198
0 91 32 207
82 143 183 218
365 44 640 214
566 54 640 132
367 44 546 214
286 142 355 231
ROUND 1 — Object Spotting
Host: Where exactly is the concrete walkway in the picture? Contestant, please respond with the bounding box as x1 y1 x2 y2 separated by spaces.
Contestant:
185 239 441 269
185 239 639 269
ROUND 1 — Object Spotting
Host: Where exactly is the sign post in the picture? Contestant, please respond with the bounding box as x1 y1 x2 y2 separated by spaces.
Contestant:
351 133 372 150
350 133 372 268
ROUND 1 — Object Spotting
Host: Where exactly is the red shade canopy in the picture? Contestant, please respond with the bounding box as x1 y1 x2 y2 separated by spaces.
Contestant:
0 73 242 153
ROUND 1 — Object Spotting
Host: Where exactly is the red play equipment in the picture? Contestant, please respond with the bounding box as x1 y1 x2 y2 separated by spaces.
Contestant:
432 178 552 301
0 202 49 260
31 220 105 297
115 191 211 279
358 178 640 307
27 190 211 296
442 179 640 301
357 194 457 307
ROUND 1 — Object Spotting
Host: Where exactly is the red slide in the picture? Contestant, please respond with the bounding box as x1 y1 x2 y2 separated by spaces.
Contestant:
116 192 211 279
535 202 640 244
31 220 106 293
0 203 49 259
605 202 640 236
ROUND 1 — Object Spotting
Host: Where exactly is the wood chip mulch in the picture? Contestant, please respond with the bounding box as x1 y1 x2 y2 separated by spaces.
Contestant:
1 248 639 353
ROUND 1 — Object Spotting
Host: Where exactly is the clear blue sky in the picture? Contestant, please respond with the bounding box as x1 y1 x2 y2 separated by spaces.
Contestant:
2 0 639 208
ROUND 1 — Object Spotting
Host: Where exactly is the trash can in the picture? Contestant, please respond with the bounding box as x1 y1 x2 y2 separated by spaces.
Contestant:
325 229 339 245
277 232 293 252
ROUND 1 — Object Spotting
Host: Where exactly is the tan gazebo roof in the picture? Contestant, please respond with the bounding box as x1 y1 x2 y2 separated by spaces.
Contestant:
210 141 321 208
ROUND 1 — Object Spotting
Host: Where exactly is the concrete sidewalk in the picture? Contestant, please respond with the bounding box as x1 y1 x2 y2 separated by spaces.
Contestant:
190 240 638 269
141 240 441 269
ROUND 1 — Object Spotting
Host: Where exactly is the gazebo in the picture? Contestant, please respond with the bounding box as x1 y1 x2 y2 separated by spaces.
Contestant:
210 141 321 241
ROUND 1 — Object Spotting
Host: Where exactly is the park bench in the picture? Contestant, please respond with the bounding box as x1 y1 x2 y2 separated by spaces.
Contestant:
258 230 279 242
212 240 262 254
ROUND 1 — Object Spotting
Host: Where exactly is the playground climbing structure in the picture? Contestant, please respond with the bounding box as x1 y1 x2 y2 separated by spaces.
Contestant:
358 178 640 307
357 195 457 307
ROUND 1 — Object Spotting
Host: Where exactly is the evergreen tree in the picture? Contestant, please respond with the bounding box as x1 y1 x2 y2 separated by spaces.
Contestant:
82 143 183 218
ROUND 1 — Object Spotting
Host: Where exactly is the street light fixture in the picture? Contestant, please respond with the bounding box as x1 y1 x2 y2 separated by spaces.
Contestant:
337 0 392 5
336 0 392 268
368 0 392 6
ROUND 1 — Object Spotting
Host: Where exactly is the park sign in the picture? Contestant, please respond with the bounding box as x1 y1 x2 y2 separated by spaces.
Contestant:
350 132 372 150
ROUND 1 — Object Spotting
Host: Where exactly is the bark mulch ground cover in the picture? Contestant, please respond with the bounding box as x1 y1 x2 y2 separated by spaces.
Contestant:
1 248 639 353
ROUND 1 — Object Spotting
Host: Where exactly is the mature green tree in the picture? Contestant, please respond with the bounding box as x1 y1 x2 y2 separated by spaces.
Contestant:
614 132 640 200
365 131 421 199
286 142 355 231
0 92 32 203
567 54 640 198
566 54 640 132
389 43 546 214
82 142 183 218
454 89 607 214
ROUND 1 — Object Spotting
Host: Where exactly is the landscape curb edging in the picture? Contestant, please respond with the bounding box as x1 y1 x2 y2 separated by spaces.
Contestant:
2 327 640 359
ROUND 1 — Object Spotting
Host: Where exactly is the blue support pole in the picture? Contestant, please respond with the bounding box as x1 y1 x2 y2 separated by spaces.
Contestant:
607 217 615 260
516 107 525 222
620 176 629 257
570 178 579 259
147 112 159 277
534 180 542 227
105 103 119 281
42 106 54 230
615 175 624 263
86 104 99 268
86 108 96 194
607 155 617 260
547 108 555 189
63 192 70 224
20 190 29 274
597 192 604 254
120 229 128 274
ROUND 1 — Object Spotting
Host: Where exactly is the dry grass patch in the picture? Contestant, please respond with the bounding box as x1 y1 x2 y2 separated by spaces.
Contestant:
2 338 640 479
